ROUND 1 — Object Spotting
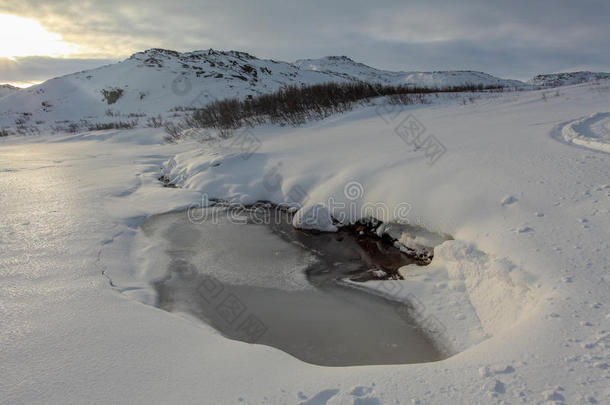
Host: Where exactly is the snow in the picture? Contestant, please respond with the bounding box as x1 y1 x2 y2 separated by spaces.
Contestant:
294 56 525 88
1 79 609 404
0 84 20 99
0 48 524 135
559 112 610 153
131 206 315 292
292 203 338 232
529 71 610 87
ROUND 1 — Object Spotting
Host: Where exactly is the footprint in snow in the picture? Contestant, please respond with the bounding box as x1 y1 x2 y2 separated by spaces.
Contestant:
479 365 515 377
492 365 515 374
350 386 374 397
483 379 505 396
297 389 340 405
501 195 518 206
542 386 565 402
353 398 382 405
350 385 382 404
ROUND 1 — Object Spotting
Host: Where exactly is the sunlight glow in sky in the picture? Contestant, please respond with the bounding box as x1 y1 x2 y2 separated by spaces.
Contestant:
2 80 43 88
0 0 608 85
0 14 80 59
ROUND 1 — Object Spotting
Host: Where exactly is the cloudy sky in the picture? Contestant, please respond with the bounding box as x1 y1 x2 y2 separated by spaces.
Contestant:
0 0 608 86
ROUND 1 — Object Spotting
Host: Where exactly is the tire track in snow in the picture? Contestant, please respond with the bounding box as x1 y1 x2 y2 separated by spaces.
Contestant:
552 112 610 153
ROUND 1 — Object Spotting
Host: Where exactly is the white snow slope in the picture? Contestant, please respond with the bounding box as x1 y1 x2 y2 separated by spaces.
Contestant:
0 49 524 135
1 80 609 404
0 84 19 99
294 55 525 88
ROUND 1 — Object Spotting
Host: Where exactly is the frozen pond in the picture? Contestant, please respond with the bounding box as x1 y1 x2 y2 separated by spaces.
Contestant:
141 205 444 366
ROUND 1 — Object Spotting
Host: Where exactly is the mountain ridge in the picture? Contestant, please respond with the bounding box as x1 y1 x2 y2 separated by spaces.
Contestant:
2 48 605 135
528 71 610 87
0 84 20 99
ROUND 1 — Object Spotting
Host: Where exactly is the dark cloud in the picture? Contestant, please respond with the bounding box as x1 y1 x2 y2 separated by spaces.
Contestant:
0 0 608 82
0 56 117 85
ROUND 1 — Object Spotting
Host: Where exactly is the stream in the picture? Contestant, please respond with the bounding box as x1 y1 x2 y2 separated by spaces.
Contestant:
141 205 445 366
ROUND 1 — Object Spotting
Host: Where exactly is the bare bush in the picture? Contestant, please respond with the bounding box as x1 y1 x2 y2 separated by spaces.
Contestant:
166 82 504 141
146 115 165 128
68 122 80 133
101 88 124 105
163 122 183 143
88 120 138 131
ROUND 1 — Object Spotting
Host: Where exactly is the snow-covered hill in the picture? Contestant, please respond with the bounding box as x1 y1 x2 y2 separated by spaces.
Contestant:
0 84 20 98
294 56 525 88
528 71 610 87
0 49 524 135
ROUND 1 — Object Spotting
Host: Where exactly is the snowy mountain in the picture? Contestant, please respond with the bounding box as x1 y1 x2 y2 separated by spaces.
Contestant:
0 84 20 98
0 48 525 134
294 56 525 88
528 71 610 87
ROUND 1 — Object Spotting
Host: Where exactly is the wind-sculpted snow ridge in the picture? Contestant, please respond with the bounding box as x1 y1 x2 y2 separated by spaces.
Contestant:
0 48 523 135
559 112 610 153
528 71 610 88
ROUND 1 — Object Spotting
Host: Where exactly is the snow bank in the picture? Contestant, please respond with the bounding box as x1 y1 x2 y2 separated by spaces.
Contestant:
162 83 610 356
292 203 338 232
